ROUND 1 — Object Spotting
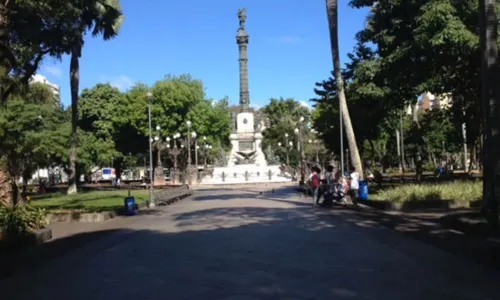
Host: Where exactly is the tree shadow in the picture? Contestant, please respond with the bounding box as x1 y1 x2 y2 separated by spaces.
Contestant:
1 200 499 299
193 186 305 203
440 210 500 238
324 204 500 270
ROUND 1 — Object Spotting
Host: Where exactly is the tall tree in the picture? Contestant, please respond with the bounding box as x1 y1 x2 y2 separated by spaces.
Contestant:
0 0 92 205
350 0 484 180
125 75 205 138
325 0 364 178
0 84 67 204
261 98 311 168
479 0 499 230
67 0 124 194
78 83 123 174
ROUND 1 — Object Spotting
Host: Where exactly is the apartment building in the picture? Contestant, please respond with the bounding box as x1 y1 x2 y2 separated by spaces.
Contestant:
30 74 60 98
418 92 452 111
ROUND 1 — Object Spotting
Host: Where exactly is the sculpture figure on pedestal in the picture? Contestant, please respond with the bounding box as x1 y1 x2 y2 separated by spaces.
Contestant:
238 8 246 32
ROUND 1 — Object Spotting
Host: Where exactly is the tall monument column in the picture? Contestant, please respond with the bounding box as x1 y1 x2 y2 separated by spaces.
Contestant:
236 8 250 112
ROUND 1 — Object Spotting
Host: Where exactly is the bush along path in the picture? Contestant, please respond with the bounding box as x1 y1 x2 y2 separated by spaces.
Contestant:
361 181 499 237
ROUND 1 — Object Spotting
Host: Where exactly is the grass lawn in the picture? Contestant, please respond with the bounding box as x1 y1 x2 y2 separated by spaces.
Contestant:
370 180 482 202
28 190 150 212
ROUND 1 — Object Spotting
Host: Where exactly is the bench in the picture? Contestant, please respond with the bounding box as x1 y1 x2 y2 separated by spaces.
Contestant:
152 185 192 205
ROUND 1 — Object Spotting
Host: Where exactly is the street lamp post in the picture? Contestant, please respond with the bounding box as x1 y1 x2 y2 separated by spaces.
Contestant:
186 121 194 184
192 131 198 180
153 125 167 187
310 128 319 166
155 126 161 165
204 145 208 169
309 139 320 166
203 136 208 170
186 121 192 167
285 133 290 165
146 92 154 208
194 137 199 167
315 140 319 165
346 148 350 173
167 133 181 184
295 116 306 184
203 143 212 170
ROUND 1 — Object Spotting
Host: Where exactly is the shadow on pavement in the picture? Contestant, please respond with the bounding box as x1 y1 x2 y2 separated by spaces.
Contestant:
1 195 499 299
193 185 309 206
320 205 500 270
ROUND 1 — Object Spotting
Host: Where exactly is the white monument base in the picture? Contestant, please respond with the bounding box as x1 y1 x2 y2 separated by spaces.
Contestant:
205 105 289 185
200 164 292 185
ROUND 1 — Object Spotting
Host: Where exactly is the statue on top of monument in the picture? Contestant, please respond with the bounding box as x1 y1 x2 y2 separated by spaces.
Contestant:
238 8 247 31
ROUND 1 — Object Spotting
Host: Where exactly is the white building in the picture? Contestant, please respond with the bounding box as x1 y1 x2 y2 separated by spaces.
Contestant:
28 74 63 184
30 74 60 97
419 92 452 111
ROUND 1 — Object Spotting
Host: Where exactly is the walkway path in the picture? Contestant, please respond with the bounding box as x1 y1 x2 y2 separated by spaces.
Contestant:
1 186 499 299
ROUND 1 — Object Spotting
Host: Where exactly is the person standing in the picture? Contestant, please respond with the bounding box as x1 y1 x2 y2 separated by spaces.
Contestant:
309 167 321 206
349 167 360 207
325 165 334 185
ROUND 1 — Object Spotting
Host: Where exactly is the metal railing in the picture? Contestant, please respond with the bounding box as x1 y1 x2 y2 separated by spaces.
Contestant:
205 170 288 182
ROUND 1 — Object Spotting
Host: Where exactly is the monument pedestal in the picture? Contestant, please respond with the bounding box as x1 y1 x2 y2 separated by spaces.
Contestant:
227 111 267 167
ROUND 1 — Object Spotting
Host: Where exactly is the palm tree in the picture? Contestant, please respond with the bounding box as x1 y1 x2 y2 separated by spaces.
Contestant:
325 0 364 179
479 0 499 231
67 0 124 194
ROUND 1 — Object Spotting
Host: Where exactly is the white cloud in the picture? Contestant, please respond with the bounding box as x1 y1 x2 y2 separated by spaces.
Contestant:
42 65 63 78
299 101 311 110
101 75 134 91
268 35 301 44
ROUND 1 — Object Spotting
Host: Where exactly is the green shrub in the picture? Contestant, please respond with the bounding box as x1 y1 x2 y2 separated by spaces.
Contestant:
423 162 435 172
372 181 482 202
0 204 47 240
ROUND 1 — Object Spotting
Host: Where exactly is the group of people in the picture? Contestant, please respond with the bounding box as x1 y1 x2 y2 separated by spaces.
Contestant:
307 165 360 207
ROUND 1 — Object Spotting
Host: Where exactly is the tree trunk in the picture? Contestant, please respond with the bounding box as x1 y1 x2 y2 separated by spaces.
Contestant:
479 135 484 170
368 138 375 165
412 107 424 182
67 44 81 195
326 0 364 179
0 3 16 104
0 168 12 206
10 177 20 205
431 151 437 169
479 0 499 231
0 6 14 205
22 174 28 196
427 145 434 168
469 142 477 171
0 5 13 205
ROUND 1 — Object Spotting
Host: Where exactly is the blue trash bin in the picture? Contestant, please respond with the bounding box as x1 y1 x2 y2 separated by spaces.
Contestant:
359 180 369 200
124 196 136 216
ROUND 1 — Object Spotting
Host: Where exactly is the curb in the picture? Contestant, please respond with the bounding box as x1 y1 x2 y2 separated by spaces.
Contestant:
45 190 192 224
361 199 479 212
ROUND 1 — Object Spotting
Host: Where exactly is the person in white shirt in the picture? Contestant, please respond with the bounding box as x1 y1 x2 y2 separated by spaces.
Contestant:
349 167 359 207
325 165 334 185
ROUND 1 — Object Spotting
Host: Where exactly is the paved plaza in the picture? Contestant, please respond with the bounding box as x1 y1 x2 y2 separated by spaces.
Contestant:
1 185 500 299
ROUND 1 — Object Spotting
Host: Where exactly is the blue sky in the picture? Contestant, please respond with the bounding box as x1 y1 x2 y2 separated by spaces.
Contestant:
39 0 370 109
